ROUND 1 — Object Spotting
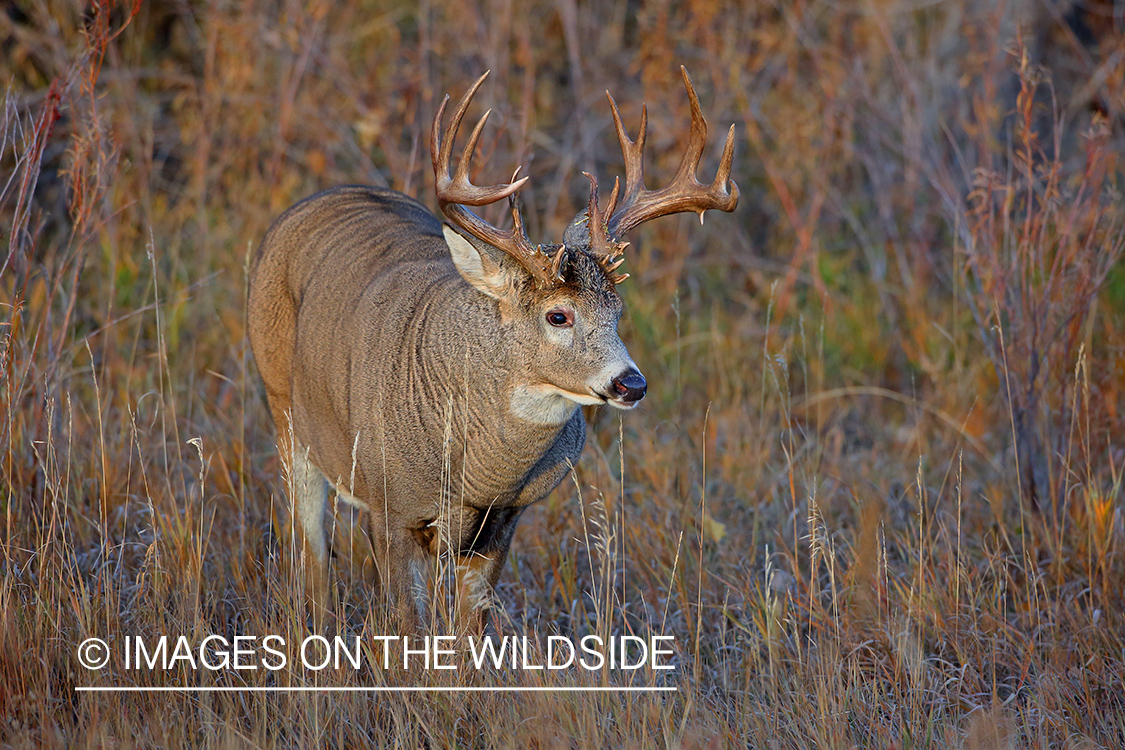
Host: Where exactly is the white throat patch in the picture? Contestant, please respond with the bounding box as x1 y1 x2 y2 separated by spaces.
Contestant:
509 384 596 425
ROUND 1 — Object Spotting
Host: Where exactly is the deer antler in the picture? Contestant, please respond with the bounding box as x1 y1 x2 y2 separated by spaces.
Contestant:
583 66 739 282
432 72 564 287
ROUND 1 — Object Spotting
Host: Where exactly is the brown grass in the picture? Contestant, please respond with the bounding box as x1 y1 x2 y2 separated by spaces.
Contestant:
2 0 1124 747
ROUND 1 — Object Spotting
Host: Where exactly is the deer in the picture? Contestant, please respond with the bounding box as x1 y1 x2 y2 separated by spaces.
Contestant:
247 66 738 632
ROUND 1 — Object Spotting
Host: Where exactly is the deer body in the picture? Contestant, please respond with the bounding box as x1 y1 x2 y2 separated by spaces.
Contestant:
249 69 737 630
251 186 596 626
252 185 587 508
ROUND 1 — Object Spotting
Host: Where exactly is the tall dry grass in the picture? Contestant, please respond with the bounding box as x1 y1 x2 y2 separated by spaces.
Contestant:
2 0 1124 747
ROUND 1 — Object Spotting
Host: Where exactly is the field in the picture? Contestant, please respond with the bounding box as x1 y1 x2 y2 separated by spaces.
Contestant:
2 0 1124 747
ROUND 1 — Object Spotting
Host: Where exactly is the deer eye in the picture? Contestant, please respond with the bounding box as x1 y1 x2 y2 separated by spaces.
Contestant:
546 308 573 328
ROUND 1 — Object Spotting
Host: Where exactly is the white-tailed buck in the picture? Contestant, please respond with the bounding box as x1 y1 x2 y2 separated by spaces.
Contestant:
248 67 738 630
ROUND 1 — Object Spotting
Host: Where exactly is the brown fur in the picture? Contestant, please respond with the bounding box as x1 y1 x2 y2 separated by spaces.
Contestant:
249 185 632 631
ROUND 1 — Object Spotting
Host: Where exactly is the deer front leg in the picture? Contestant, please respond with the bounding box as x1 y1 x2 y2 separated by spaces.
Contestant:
453 506 525 634
454 552 499 635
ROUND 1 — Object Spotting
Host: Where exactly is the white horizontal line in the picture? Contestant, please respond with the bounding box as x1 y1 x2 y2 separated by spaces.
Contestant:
76 686 676 693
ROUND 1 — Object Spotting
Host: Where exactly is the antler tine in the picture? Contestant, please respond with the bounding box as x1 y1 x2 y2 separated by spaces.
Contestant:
452 105 493 195
715 123 737 195
603 176 621 227
603 65 740 240
605 90 647 210
506 185 531 245
433 74 561 286
671 66 708 187
583 172 627 263
432 71 528 206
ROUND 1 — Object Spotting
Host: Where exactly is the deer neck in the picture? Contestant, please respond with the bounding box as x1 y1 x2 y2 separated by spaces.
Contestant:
507 384 580 427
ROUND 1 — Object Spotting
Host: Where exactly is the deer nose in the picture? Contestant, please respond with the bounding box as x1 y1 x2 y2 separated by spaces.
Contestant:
611 369 647 403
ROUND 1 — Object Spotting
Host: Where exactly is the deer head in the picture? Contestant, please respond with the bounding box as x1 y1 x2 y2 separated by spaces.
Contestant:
431 67 739 417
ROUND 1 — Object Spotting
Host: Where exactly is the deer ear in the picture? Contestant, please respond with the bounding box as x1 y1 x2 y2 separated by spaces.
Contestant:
444 224 521 301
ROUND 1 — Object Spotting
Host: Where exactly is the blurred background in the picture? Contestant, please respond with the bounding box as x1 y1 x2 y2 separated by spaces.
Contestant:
1 0 1123 746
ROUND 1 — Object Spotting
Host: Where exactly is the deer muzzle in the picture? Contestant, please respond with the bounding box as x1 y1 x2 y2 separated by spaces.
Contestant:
610 368 647 406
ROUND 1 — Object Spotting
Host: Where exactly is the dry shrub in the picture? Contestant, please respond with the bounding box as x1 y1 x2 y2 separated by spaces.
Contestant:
958 35 1123 516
